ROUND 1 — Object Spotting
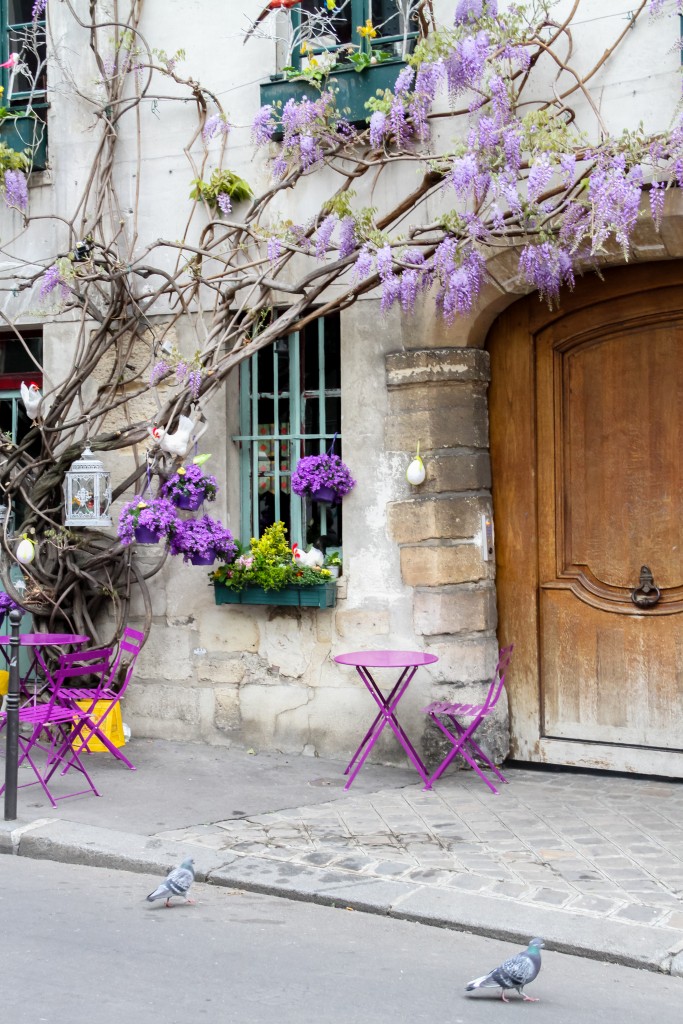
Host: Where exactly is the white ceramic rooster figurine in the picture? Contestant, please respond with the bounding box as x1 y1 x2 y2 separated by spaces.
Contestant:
292 543 325 568
151 413 208 459
20 381 42 420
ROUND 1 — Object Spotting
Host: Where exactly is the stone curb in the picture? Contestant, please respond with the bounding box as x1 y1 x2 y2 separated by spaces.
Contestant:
2 817 682 975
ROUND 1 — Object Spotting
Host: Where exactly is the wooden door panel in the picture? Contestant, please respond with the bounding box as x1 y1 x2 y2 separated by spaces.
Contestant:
541 591 683 749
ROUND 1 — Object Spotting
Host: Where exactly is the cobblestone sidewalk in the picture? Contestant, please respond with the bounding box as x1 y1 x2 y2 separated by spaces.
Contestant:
156 767 683 935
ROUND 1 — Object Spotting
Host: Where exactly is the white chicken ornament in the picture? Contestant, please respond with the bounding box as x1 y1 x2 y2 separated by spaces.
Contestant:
151 414 207 459
20 381 42 420
292 543 325 568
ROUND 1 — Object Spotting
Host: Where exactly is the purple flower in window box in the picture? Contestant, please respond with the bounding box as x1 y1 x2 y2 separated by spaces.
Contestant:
291 453 356 503
117 496 178 545
0 591 24 627
169 515 237 565
161 463 218 511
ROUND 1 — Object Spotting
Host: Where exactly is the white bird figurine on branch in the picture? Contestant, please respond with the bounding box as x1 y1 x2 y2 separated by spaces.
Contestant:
20 380 42 420
150 412 208 459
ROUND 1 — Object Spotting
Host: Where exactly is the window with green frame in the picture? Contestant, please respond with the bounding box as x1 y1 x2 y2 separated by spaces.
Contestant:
1 2 48 163
0 328 43 533
234 313 343 553
294 0 416 66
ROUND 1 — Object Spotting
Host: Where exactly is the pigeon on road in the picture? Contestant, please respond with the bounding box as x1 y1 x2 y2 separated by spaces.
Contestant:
146 858 196 907
465 937 544 1002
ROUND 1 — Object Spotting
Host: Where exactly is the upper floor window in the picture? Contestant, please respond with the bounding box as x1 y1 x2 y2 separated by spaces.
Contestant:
1 2 48 168
234 314 343 554
294 0 416 66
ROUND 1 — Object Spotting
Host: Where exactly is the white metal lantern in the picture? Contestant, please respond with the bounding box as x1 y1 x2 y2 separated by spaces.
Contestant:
63 447 112 528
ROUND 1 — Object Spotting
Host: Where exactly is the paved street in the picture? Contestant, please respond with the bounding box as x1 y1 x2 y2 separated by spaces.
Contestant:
2 741 683 975
3 856 681 1024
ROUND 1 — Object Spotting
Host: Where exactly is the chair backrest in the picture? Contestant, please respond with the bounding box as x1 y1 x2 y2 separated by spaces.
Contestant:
482 644 514 711
106 626 145 697
52 647 114 699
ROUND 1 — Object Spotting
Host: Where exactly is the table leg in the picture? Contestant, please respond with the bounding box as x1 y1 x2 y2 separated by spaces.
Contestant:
345 666 429 789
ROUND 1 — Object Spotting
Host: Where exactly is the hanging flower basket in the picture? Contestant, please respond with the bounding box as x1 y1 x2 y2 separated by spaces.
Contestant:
310 485 338 504
175 493 204 511
291 453 355 504
118 497 178 546
134 525 163 544
190 548 217 566
169 515 236 566
161 463 218 511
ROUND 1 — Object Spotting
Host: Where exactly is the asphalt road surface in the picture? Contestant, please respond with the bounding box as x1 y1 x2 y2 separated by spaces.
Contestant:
1 856 680 1024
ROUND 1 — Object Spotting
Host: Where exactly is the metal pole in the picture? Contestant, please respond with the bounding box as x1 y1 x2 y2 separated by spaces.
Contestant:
4 607 23 820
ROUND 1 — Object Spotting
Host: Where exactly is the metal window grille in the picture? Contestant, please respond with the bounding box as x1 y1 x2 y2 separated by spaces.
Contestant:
234 314 342 551
293 0 417 66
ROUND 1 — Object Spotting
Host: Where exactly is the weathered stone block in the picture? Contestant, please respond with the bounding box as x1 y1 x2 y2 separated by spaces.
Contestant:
335 608 391 639
136 624 192 682
388 495 490 544
196 655 246 685
385 382 489 451
259 613 318 679
400 544 487 587
214 685 241 733
414 586 497 636
426 637 498 684
425 452 491 492
386 348 490 387
199 605 259 654
125 681 203 741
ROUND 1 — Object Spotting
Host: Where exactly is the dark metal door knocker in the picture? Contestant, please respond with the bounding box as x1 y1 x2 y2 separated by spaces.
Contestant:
631 565 661 608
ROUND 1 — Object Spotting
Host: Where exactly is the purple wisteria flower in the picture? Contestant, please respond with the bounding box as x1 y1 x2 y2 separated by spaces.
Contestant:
338 216 357 259
161 463 218 506
394 66 415 95
4 169 28 213
202 113 231 143
187 369 202 400
32 0 47 20
527 154 553 203
588 155 643 254
518 242 575 305
649 181 666 228
353 245 374 280
40 263 70 301
444 31 490 96
455 0 497 23
176 361 188 384
267 236 282 262
117 497 178 545
169 515 237 563
217 192 232 215
291 454 356 499
252 105 276 145
150 360 170 386
369 110 387 148
315 214 337 260
433 243 487 323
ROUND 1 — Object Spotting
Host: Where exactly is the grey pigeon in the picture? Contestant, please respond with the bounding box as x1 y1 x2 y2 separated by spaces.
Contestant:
466 937 544 1002
146 858 195 907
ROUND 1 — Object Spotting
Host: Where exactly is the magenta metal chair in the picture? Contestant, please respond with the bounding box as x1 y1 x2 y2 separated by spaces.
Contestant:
422 644 514 794
0 648 112 807
56 626 145 772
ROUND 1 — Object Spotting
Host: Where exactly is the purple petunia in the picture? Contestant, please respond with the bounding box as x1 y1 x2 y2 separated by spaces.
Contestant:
117 497 178 546
291 453 355 499
169 514 237 563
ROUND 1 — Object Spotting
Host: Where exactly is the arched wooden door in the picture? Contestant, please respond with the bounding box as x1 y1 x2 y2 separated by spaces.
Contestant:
488 262 683 777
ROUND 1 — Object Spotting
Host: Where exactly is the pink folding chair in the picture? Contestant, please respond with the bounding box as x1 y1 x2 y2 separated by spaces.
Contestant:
0 648 112 807
55 626 145 773
422 644 514 794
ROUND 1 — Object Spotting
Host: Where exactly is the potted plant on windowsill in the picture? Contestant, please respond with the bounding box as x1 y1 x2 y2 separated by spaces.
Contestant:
117 496 178 545
323 551 342 579
211 521 336 607
161 463 218 511
169 515 237 566
291 453 355 505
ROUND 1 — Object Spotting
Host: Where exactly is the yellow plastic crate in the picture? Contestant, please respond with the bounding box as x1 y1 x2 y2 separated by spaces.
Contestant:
73 700 125 751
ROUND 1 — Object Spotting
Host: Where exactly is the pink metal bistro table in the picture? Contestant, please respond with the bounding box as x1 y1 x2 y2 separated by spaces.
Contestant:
335 649 439 789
